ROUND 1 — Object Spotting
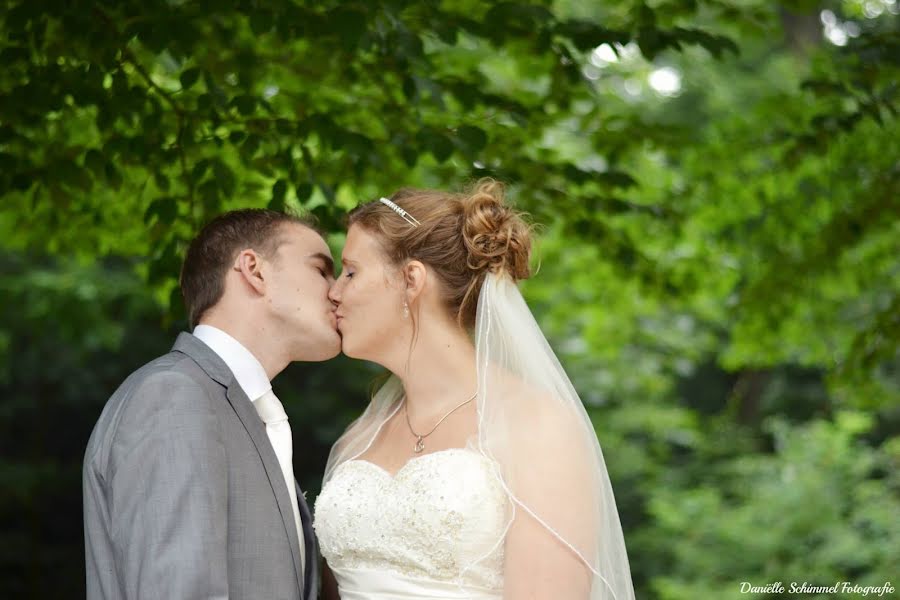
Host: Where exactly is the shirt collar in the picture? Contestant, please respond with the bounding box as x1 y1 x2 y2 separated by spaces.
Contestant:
192 324 272 402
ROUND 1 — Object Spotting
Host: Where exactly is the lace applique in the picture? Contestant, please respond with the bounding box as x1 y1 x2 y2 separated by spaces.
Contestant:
314 448 509 590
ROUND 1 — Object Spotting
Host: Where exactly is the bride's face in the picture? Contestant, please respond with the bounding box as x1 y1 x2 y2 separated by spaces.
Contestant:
328 225 409 361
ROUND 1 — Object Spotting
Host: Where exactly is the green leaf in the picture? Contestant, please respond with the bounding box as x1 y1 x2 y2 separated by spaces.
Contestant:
11 172 33 191
153 172 170 192
485 2 553 34
419 130 454 163
672 27 739 58
456 125 488 153
104 162 122 191
394 30 424 59
310 203 343 232
58 160 92 192
179 67 201 90
434 22 457 45
329 7 368 51
241 134 262 159
596 171 637 188
83 150 105 178
637 26 666 60
294 182 313 203
213 161 236 197
249 11 274 35
402 76 417 101
232 95 257 116
275 119 293 135
199 179 220 211
144 196 178 224
269 179 287 211
401 146 418 168
148 238 182 284
555 20 630 51
196 93 213 111
191 159 211 183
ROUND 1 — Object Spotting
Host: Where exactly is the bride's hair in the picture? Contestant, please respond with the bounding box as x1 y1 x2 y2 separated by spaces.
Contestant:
348 178 533 329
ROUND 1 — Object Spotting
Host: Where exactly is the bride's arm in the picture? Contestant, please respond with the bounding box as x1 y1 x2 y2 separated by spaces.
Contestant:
501 399 596 599
321 559 340 600
503 511 593 599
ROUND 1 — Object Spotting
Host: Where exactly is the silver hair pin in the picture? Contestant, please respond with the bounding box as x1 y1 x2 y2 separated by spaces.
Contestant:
379 197 421 227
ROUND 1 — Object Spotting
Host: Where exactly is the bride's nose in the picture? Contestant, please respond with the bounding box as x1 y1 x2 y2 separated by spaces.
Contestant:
327 279 342 304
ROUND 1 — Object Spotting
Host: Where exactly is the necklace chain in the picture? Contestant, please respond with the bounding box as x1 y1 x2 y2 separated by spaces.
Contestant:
404 391 476 454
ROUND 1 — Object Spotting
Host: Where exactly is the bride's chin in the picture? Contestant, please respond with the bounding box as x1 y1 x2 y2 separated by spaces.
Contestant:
341 342 371 362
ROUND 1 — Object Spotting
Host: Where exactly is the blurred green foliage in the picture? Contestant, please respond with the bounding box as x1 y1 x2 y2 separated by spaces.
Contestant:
1 0 897 597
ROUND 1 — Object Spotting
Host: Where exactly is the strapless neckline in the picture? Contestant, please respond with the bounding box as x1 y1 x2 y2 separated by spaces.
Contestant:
343 447 481 479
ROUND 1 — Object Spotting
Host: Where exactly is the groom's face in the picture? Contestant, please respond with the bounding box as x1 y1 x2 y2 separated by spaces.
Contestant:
263 223 341 361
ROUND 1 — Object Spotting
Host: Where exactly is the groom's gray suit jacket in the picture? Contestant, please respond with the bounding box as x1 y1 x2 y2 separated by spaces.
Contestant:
83 332 318 600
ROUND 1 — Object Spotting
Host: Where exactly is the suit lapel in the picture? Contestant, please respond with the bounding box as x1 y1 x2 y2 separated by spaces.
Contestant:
172 332 305 595
172 332 233 386
225 380 306 595
296 481 318 600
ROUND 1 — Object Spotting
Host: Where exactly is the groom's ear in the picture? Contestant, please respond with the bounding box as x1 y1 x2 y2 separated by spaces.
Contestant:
234 249 267 294
403 260 427 302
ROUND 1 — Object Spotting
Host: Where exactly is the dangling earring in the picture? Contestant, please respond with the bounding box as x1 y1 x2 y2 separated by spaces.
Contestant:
403 301 410 318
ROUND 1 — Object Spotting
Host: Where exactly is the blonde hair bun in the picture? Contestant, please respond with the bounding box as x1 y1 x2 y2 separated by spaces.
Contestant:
461 179 532 281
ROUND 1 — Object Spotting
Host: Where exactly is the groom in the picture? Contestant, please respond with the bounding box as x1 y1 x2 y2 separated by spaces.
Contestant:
83 209 340 599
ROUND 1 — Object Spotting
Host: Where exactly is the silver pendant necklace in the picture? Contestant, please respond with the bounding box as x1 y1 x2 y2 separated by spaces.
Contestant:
404 391 477 453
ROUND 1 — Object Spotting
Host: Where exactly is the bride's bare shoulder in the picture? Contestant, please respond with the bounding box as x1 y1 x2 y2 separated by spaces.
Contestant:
484 366 586 439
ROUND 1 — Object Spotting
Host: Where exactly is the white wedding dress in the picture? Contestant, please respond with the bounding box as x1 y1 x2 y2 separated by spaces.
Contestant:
314 447 509 599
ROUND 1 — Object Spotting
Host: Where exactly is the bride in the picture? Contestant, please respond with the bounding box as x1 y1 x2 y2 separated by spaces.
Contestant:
314 180 635 599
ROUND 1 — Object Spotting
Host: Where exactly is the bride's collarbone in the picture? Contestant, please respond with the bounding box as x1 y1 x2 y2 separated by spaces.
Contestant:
361 416 474 474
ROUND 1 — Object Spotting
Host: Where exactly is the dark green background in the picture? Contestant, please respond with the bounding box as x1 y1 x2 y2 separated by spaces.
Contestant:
1 0 898 597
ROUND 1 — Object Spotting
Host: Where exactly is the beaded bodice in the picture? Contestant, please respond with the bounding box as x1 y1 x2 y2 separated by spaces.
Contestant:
313 448 509 592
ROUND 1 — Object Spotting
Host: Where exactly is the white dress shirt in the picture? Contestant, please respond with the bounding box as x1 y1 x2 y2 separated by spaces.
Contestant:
192 324 306 579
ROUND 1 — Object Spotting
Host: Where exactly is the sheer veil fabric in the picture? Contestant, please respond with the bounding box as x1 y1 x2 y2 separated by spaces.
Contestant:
323 271 635 599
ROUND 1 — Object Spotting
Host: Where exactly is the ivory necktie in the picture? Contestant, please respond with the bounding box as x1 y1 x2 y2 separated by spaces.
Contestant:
254 389 305 580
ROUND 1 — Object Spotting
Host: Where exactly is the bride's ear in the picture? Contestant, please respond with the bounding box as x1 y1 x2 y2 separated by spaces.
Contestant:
402 260 427 303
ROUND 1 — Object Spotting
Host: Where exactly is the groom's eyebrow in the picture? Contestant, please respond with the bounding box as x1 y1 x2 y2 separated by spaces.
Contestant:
309 252 334 274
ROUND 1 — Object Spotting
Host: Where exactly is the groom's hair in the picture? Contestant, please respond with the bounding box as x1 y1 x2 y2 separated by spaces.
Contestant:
180 208 317 328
